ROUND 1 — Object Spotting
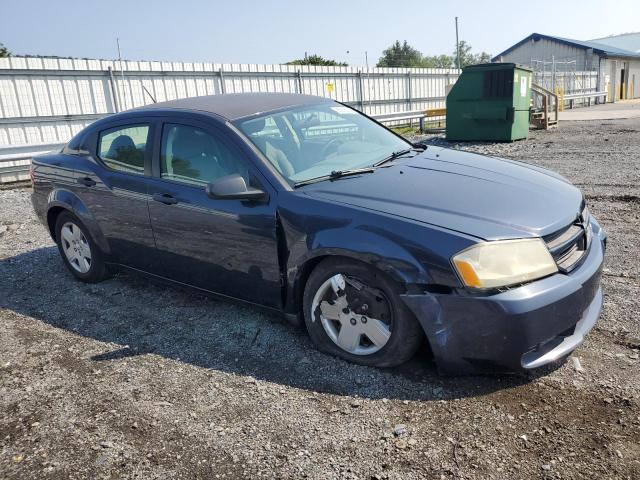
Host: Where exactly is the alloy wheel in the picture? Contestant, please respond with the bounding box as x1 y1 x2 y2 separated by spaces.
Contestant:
60 221 92 274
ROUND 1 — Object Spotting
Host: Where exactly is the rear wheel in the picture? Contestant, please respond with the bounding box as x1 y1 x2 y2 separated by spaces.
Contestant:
303 258 423 367
55 211 109 283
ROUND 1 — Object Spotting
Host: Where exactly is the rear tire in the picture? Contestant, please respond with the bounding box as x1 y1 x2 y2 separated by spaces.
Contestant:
54 211 109 283
303 258 423 368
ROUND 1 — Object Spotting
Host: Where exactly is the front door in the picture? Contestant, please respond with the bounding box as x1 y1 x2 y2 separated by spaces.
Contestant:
146 119 281 308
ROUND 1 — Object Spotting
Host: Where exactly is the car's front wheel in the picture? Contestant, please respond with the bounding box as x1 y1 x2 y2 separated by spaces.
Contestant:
54 211 109 283
303 258 424 367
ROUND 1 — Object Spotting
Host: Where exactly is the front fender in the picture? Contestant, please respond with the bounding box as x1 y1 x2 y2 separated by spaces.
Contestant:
294 226 433 285
47 188 111 255
283 224 434 316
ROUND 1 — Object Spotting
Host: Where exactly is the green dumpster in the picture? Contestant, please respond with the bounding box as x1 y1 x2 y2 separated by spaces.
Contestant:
446 63 532 142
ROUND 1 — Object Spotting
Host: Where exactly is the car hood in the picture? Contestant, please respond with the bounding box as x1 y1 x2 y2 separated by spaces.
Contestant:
301 147 583 240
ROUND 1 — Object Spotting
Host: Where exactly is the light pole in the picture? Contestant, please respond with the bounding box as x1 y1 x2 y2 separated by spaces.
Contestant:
455 17 461 71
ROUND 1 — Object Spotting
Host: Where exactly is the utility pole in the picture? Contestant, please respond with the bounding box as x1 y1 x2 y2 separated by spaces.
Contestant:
365 51 372 111
117 38 127 109
455 17 461 71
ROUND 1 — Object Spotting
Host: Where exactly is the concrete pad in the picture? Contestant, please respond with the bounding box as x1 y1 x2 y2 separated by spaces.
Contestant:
559 99 640 121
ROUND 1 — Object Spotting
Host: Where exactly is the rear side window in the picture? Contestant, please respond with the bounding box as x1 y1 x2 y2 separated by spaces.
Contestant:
98 125 150 174
63 131 85 155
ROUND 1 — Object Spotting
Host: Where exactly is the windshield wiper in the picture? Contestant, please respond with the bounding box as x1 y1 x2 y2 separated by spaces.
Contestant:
374 148 415 167
294 167 376 188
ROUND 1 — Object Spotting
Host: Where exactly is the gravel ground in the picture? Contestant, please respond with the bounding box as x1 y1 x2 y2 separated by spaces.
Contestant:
1 119 639 479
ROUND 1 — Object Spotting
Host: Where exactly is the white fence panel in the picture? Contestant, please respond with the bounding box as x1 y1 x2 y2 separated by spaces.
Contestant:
0 55 462 182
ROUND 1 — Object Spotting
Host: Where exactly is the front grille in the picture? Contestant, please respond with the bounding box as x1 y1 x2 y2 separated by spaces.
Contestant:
544 207 590 273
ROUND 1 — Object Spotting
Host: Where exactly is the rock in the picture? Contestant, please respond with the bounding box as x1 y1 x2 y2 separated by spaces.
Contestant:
395 439 408 449
0 225 7 235
571 357 585 373
154 401 173 407
519 434 528 442
393 425 407 437
603 398 614 404
541 464 551 471
100 441 115 449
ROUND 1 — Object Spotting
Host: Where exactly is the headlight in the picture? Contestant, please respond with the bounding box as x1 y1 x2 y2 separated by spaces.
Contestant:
452 238 558 289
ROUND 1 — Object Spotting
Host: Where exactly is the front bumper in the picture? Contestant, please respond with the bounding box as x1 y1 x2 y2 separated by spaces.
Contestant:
402 217 606 375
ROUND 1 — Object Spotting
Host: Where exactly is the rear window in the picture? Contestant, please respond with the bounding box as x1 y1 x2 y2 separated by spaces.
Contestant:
98 125 150 174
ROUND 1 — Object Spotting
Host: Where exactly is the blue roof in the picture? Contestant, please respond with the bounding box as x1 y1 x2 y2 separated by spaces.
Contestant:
589 33 640 54
493 33 640 61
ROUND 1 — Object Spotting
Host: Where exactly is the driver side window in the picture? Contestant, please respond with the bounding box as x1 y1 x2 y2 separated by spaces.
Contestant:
160 123 248 186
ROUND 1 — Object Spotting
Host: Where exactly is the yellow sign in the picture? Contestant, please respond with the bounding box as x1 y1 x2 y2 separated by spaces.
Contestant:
326 83 334 93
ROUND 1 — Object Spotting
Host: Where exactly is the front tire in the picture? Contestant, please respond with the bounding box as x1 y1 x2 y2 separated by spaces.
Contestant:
303 258 423 367
55 211 109 283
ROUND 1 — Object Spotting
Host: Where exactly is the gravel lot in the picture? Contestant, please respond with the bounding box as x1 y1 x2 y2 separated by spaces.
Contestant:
1 118 639 479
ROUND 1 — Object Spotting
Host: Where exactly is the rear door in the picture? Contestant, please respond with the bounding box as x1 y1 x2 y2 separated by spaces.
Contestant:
145 117 281 307
72 119 158 270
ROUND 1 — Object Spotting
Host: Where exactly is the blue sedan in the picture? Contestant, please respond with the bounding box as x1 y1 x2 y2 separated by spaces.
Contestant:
30 93 606 374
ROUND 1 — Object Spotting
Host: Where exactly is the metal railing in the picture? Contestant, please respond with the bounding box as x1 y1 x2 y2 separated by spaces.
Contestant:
0 110 446 184
562 91 608 109
0 143 64 183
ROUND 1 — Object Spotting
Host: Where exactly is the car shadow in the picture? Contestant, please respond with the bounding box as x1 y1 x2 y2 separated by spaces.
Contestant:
0 247 561 401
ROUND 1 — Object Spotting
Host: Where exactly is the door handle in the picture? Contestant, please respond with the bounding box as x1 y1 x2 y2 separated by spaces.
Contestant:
77 176 96 187
152 193 179 205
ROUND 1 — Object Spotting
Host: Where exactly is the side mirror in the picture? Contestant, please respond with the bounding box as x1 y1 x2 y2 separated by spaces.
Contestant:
205 174 267 201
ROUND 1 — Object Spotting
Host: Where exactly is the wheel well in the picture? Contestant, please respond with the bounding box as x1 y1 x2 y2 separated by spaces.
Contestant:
46 206 68 241
295 254 432 356
293 255 328 315
294 255 404 314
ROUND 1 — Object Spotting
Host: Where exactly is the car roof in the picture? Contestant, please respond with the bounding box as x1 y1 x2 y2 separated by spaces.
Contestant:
134 93 333 121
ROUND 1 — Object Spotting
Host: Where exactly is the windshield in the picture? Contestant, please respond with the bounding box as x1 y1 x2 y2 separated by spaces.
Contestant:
234 103 410 185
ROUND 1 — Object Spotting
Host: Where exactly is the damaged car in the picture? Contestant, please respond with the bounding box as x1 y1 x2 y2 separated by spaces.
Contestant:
31 93 606 374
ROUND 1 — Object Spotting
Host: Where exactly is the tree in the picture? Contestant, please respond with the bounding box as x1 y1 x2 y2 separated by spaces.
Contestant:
475 51 492 64
453 40 474 68
286 54 347 67
0 42 9 58
377 40 424 68
453 40 492 68
422 54 454 68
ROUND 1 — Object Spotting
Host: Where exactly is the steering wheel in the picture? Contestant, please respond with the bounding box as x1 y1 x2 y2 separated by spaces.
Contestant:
320 137 343 158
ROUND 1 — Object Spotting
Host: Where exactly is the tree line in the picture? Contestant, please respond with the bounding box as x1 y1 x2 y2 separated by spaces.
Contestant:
286 40 491 68
0 39 491 68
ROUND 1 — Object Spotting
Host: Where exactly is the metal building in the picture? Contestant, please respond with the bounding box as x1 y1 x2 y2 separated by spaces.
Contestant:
492 33 640 102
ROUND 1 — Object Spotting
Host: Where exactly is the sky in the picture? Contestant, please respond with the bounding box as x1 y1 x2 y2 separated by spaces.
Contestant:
2 0 640 66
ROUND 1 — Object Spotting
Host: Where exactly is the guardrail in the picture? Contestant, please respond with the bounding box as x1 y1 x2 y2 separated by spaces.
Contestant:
0 143 64 183
562 91 608 108
371 108 446 131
